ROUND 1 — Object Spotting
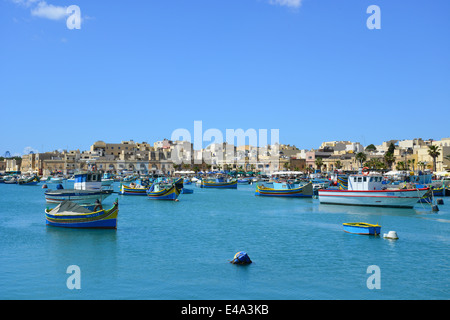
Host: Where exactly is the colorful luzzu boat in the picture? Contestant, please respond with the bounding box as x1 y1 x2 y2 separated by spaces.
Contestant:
147 182 180 200
255 182 313 197
343 222 381 235
318 169 429 208
45 199 118 229
119 183 148 195
18 175 40 185
200 178 237 189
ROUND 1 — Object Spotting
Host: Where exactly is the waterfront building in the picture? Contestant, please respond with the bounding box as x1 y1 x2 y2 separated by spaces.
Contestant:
5 158 21 173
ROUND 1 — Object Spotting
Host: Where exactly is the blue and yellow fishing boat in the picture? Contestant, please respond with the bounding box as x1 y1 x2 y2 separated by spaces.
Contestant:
18 175 40 185
431 186 445 197
45 200 118 229
147 182 180 200
342 222 381 235
255 182 313 197
200 178 237 189
119 183 148 195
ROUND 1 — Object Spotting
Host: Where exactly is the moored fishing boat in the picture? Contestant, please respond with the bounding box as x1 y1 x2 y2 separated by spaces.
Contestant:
343 222 381 235
255 182 313 197
45 199 118 229
200 177 237 189
44 171 113 205
101 173 114 186
318 169 429 208
3 176 18 184
147 182 180 200
18 175 40 185
237 178 251 184
49 176 63 183
119 182 148 195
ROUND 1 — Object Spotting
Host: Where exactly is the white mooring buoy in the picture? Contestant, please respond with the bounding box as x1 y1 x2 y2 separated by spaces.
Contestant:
383 231 399 240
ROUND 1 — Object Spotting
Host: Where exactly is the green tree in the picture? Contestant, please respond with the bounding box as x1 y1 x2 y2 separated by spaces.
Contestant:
387 143 396 154
384 152 395 170
365 144 377 152
396 161 406 171
315 158 323 171
355 152 367 167
428 145 441 172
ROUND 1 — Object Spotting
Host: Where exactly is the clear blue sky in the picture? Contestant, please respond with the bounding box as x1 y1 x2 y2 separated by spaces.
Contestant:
1 0 449 156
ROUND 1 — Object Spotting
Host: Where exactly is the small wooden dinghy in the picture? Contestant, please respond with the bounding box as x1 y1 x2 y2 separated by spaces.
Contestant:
342 222 381 235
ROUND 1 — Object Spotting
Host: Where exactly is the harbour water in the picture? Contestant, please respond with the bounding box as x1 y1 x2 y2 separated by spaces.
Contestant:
1 182 449 300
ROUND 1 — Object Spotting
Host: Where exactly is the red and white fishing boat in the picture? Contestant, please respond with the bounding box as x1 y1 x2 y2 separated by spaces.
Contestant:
318 168 429 208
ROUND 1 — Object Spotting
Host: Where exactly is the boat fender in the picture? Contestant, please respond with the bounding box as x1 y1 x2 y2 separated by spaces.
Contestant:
383 231 399 240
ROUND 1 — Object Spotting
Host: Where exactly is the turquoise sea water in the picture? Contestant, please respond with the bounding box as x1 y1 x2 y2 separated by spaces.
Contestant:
1 182 449 300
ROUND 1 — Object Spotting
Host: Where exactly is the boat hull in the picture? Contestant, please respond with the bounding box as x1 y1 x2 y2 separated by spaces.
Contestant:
255 182 313 198
343 223 381 235
147 185 180 200
119 184 148 195
318 188 429 208
18 181 39 185
200 180 238 189
45 204 118 229
44 189 112 205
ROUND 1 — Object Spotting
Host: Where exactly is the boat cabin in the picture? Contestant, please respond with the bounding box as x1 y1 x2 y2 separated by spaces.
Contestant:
74 172 103 190
272 182 295 190
348 174 384 191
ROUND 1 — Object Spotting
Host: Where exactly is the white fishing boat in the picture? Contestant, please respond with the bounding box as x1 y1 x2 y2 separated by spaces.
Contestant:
101 173 114 186
45 171 113 205
318 168 429 208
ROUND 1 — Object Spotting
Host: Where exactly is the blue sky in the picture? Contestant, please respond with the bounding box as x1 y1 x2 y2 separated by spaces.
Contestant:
1 0 449 156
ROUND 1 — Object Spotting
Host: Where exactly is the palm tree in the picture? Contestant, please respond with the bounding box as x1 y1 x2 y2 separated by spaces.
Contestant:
355 152 367 168
396 161 406 171
427 145 441 172
315 158 323 172
305 166 314 174
417 161 427 171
